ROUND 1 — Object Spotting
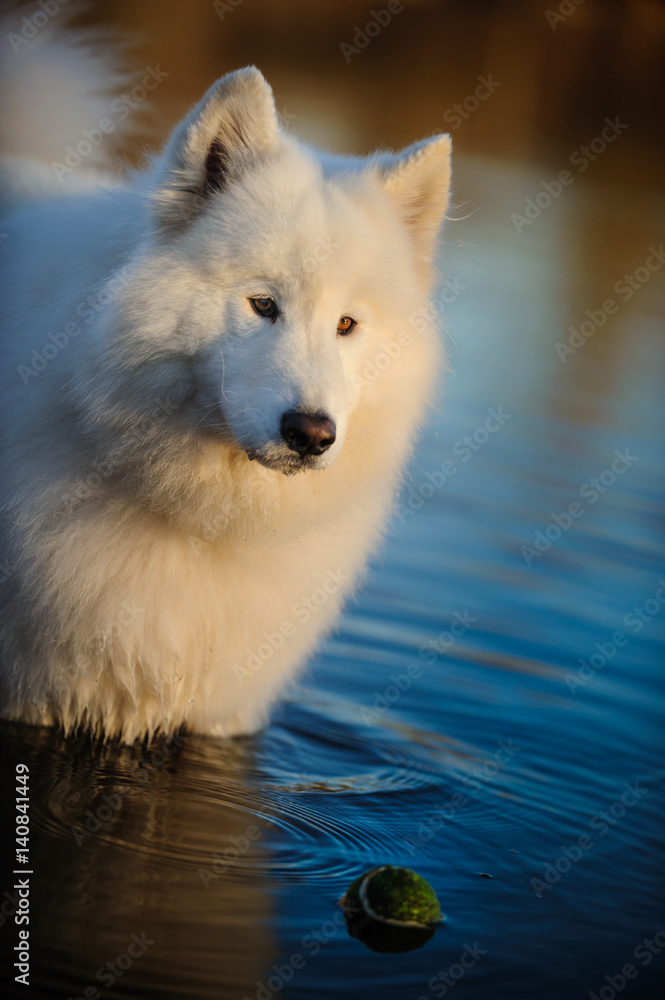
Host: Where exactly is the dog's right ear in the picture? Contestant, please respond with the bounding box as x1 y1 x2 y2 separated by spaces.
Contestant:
152 67 279 228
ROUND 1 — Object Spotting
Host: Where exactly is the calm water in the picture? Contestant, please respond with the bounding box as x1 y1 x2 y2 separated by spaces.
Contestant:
2 2 665 997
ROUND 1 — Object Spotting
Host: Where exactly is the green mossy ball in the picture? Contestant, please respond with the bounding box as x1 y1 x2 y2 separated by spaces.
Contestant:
342 866 443 927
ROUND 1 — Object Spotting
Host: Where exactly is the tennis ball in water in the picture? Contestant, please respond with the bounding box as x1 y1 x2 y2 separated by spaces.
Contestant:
341 866 443 952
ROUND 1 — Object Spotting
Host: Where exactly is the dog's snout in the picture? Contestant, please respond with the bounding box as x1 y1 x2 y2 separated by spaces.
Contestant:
281 411 336 457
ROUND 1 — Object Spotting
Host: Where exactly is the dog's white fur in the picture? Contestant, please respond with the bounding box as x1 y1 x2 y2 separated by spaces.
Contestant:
0 30 451 742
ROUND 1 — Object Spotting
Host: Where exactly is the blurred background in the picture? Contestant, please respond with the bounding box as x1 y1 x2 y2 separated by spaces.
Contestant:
1 1 664 999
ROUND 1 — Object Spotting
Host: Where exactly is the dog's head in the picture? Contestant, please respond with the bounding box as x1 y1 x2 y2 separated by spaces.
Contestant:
121 69 452 477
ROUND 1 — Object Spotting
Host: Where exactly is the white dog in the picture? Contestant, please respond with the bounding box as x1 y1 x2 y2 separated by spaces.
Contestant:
0 27 451 742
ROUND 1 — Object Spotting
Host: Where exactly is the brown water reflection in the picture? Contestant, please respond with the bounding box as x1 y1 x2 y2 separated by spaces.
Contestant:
82 0 665 171
3 723 277 999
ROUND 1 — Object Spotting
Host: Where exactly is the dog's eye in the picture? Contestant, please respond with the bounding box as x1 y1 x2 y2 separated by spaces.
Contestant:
337 316 356 336
249 297 279 321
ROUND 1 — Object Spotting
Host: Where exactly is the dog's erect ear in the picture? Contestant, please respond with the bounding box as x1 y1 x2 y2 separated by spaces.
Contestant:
152 67 279 228
378 134 452 277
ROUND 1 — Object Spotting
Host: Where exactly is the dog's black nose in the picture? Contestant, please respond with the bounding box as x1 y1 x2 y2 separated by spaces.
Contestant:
281 411 336 457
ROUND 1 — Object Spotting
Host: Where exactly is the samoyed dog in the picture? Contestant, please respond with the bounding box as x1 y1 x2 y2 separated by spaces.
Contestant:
0 26 451 742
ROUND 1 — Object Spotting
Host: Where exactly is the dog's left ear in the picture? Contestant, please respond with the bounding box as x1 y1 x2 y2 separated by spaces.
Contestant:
379 134 452 277
152 67 279 228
